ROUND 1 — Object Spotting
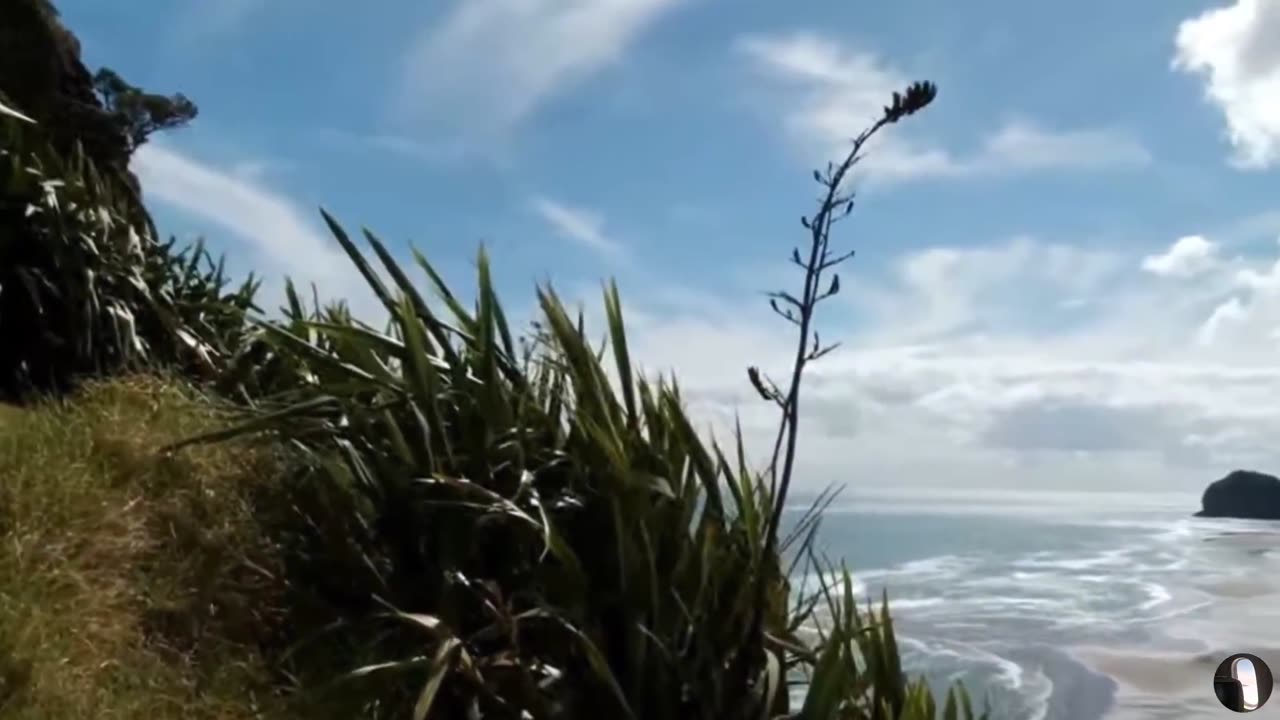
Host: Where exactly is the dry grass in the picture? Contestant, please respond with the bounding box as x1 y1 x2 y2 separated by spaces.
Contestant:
0 375 295 719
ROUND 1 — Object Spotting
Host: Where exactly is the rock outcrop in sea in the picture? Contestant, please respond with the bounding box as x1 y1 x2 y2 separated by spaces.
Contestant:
1196 470 1280 520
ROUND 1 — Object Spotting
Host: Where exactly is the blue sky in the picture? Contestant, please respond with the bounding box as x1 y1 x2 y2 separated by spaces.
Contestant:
57 0 1280 492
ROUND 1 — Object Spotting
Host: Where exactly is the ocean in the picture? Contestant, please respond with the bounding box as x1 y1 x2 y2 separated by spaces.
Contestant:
792 487 1280 719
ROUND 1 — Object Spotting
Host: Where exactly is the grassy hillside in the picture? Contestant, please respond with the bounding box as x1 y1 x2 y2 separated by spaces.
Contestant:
0 377 293 719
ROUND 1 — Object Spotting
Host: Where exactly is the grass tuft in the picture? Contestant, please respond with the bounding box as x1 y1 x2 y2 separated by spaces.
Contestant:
0 375 294 720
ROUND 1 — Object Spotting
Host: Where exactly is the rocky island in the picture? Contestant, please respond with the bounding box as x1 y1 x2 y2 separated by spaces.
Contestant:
1195 470 1280 520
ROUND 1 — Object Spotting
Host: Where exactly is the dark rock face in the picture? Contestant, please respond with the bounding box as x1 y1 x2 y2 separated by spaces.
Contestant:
0 1 130 170
0 0 159 234
1196 470 1280 520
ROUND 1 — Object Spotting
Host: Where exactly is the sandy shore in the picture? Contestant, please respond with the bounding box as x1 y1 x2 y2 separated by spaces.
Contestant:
1071 645 1227 719
1070 559 1280 719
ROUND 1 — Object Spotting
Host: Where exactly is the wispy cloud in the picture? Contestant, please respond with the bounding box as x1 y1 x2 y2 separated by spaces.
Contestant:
310 129 476 166
738 32 1150 183
133 144 380 320
736 32 951 181
1174 0 1280 169
400 0 681 135
530 196 624 256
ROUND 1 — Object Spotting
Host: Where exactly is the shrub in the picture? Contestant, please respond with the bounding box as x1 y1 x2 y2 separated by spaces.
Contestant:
176 211 986 718
0 96 258 402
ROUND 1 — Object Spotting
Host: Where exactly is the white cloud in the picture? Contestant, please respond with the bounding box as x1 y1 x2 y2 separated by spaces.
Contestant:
1141 235 1220 278
1197 296 1247 345
401 0 680 134
530 196 624 256
133 144 382 321
976 121 1151 172
852 237 1125 345
736 32 953 181
611 228 1280 494
738 32 1150 183
1174 0 1280 169
134 145 340 276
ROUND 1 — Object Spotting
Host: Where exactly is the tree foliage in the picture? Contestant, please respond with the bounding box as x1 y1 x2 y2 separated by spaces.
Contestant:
93 68 198 157
0 0 196 217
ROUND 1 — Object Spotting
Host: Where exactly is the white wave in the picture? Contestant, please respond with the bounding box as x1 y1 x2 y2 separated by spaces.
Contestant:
794 572 868 599
1130 599 1214 625
1023 667 1055 720
902 638 1054 720
1075 574 1114 583
1154 519 1195 542
959 643 1054 720
1013 548 1132 571
933 621 991 630
888 597 947 611
989 652 1024 690
860 554 976 580
1136 582 1172 611
1083 517 1195 537
813 486 1199 515
898 636 929 654
901 554 970 573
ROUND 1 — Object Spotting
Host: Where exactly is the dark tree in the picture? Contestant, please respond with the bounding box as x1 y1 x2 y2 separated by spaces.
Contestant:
0 0 201 236
93 68 198 157
0 0 197 173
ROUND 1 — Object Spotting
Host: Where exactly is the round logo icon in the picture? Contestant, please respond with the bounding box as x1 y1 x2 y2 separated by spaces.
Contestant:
1214 653 1273 712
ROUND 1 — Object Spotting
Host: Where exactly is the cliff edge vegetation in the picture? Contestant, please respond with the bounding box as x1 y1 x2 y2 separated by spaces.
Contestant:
0 3 986 718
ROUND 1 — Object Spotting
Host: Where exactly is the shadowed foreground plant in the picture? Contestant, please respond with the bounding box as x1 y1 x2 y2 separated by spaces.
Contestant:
174 223 794 718
170 83 986 719
0 95 258 402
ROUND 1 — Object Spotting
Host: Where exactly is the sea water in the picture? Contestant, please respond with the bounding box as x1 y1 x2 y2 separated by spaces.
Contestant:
789 487 1280 719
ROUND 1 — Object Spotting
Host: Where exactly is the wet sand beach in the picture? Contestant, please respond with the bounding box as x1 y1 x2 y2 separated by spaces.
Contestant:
1073 535 1280 718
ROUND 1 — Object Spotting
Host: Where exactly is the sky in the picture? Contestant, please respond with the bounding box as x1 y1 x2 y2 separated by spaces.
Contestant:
55 0 1280 494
